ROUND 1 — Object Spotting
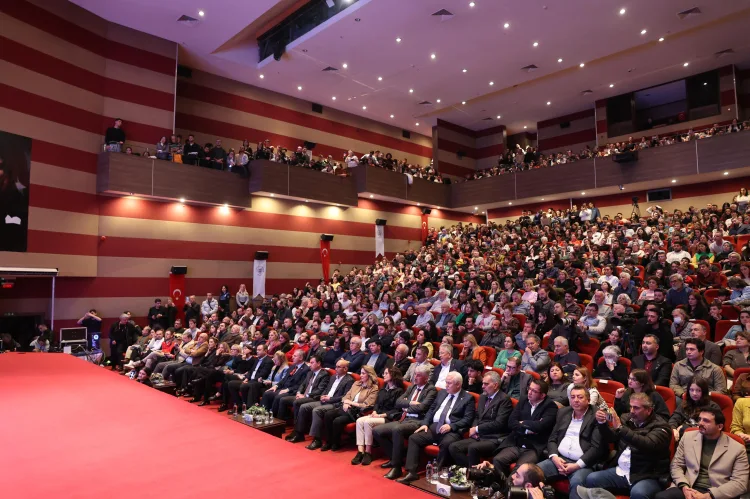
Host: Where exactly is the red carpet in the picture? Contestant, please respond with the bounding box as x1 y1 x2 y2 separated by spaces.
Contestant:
0 353 433 499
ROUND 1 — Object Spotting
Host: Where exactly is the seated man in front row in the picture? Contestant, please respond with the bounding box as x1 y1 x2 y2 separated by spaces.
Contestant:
398 371 476 483
655 406 748 499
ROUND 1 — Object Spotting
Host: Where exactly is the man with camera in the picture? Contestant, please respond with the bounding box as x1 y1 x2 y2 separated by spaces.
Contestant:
471 462 555 499
536 386 605 499
449 371 514 467
631 334 673 387
584 392 671 499
547 303 579 352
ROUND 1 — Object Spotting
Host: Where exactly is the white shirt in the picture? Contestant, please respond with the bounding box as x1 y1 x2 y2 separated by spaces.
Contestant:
432 393 457 425
436 363 451 389
553 411 588 467
326 375 344 397
598 274 620 288
666 250 691 264
616 447 632 484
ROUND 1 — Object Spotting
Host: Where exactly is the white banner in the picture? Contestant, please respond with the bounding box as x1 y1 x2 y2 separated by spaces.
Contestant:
375 225 385 257
253 259 267 298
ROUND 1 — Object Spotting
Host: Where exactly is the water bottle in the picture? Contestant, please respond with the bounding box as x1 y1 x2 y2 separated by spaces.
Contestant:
425 460 433 483
430 459 439 483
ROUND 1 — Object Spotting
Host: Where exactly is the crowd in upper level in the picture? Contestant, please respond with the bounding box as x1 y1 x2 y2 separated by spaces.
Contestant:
22 185 750 498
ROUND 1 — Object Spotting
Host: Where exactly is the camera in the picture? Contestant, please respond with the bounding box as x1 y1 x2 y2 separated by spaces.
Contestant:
610 312 639 329
467 467 554 499
555 316 576 327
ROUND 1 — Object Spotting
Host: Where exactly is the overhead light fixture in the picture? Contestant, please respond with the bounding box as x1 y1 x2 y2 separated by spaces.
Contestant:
481 211 485 214
390 114 394 118
223 203 229 208
437 206 441 209
462 68 468 73
474 207 478 210
369 195 374 198
396 37 402 43
581 192 586 195
508 202 512 205
619 8 626 15
546 101 551 105
259 74 264 79
683 62 689 67
658 37 665 42
533 42 539 47
417 203 421 206
304 199 308 202
609 84 614 88
270 193 274 197
198 10 205 17
724 171 729 176
541 198 545 201
377 76 383 81
557 58 563 63
524 125 528 129
469 1 475 7
415 122 419 126
489 81 494 86
703 82 707 86
332 96 336 100
640 29 647 35
671 179 677 183
179 197 186 203
431 53 437 60
362 106 367 110
436 99 441 103
297 85 302 90
461 101 466 105
342 63 348 69
496 115 501 119
409 88 414 93
579 63 585 68
503 22 510 28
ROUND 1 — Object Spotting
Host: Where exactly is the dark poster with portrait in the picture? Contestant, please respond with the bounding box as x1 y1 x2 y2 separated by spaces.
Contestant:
0 131 32 252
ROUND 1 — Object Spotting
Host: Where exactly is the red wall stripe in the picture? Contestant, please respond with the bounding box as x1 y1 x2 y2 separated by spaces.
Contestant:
31 140 98 174
720 89 737 107
0 83 172 144
438 138 477 159
437 161 476 177
27 230 99 256
0 0 175 76
538 109 595 129
596 120 608 134
0 36 174 111
355 199 484 223
177 81 432 158
538 129 597 151
30 185 100 215
476 143 505 158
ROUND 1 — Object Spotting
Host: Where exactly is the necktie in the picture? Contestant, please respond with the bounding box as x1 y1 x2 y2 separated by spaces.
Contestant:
400 387 422 422
484 395 493 411
305 372 317 396
411 386 422 402
436 394 455 431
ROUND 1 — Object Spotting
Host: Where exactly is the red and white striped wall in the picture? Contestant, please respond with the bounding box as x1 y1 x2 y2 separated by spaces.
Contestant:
434 120 506 176
537 109 596 153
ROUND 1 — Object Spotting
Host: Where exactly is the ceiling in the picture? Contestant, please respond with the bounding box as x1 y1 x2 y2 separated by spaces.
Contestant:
72 0 750 135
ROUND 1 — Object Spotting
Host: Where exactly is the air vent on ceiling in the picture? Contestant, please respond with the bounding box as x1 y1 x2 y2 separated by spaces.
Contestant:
176 14 200 27
322 66 339 72
418 100 433 105
432 9 454 21
677 7 701 20
581 89 594 96
714 48 735 58
521 64 539 73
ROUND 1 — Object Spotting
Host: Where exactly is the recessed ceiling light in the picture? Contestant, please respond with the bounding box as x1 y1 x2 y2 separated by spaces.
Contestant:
198 10 204 17
223 203 229 208
437 206 441 209
396 37 402 43
462 69 468 73
533 42 539 47
332 96 336 100
369 195 374 198
342 63 348 69
259 74 264 79
415 122 419 126
609 84 614 88
461 101 466 105
481 211 485 214
558 58 563 63
658 37 665 42
489 81 494 86
431 53 436 60
496 115 501 119
640 29 647 35
671 179 677 183
409 88 414 93
469 1 475 7
304 199 308 202
546 101 551 105
619 8 626 15
704 82 707 86
579 63 585 68
503 22 510 29
390 114 394 118
581 192 586 195
436 99 441 103
270 194 274 197
724 171 729 176
683 62 689 67
508 202 512 205
417 203 421 206
179 197 186 203
541 198 545 201
524 126 528 129
474 207 478 210
297 85 302 90
362 106 367 110
377 76 383 81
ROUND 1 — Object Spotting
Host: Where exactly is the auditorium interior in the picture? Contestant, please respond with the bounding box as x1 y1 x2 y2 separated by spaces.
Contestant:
2 1 750 498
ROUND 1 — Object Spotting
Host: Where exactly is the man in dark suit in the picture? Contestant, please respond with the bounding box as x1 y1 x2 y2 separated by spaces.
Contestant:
304 335 327 363
262 349 309 415
276 354 329 420
535 386 604 499
499 356 533 399
374 324 395 356
374 365 438 480
220 343 273 412
449 370 513 467
430 343 465 389
631 334 673 387
340 337 366 373
363 340 389 377
292 359 354 444
390 344 412 375
492 379 559 474
398 372 476 482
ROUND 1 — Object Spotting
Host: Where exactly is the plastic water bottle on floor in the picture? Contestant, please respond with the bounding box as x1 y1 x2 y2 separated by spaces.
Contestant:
426 460 433 483
430 459 439 483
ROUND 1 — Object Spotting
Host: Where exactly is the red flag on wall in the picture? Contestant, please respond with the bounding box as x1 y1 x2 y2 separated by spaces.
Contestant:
320 240 331 281
169 272 186 322
421 214 429 243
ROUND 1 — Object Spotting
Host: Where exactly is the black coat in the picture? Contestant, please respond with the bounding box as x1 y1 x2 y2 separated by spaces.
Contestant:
498 396 559 455
630 354 673 387
373 385 406 419
296 368 330 399
631 319 675 362
245 356 274 382
547 407 605 467
473 390 514 440
387 383 438 421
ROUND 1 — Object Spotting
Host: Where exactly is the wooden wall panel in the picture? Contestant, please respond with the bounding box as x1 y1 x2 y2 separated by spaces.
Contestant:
594 142 697 187
697 133 750 173
407 178 451 208
516 159 596 199
451 175 515 208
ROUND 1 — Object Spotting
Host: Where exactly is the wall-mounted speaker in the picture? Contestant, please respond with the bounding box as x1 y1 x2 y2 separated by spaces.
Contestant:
457 150 466 159
402 130 411 139
170 266 188 275
375 219 387 226
559 121 571 129
176 65 192 78
304 141 317 150
421 208 432 215
320 234 334 241
254 251 269 260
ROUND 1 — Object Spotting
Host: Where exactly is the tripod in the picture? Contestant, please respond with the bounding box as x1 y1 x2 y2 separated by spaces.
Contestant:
631 202 640 220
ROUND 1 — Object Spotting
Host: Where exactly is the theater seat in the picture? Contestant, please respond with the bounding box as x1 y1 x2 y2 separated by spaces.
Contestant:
709 392 734 426
578 353 594 373
654 385 676 414
594 378 625 406
722 305 740 320
577 338 600 358
714 320 738 342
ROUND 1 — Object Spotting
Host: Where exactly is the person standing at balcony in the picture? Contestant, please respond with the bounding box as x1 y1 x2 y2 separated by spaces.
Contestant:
210 139 227 170
104 118 125 152
183 134 202 165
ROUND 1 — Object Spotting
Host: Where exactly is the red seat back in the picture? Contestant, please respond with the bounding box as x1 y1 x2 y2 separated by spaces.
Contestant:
579 353 594 373
709 392 734 427
655 385 676 414
714 320 739 343
578 338 600 358
723 305 740 320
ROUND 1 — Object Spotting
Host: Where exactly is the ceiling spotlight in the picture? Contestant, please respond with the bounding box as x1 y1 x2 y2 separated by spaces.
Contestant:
342 63 348 69
270 193 274 197
437 206 441 209
436 99 441 103
377 76 383 81
658 37 665 42
558 58 563 63
724 171 729 176
489 81 494 86
198 10 204 17
304 199 308 202
533 42 539 47
619 8 626 15
581 192 586 195
640 29 647 35
541 198 545 201
259 74 264 79
503 22 510 28
461 101 466 105
297 85 302 90
223 203 229 208
417 203 421 206
390 114 394 118
362 106 367 110
415 122 420 126
703 82 707 86
508 202 513 205
179 197 186 203
462 69 468 73
524 126 528 129
332 96 336 100
683 62 689 67
671 179 677 183
396 37 402 43
496 115 501 119
474 207 478 210
579 63 585 68
546 101 551 105
409 88 414 93
369 195 374 198
431 54 436 60
469 1 475 6
609 84 614 88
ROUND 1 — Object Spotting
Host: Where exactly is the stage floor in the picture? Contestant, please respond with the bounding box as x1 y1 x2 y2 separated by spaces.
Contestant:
0 353 432 499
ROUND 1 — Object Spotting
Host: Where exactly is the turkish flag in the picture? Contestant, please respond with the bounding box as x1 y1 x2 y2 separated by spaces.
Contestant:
320 240 331 281
169 273 186 322
421 214 429 243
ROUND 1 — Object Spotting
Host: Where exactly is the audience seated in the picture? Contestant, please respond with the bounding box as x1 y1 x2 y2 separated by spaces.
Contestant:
669 338 727 398
669 377 721 441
